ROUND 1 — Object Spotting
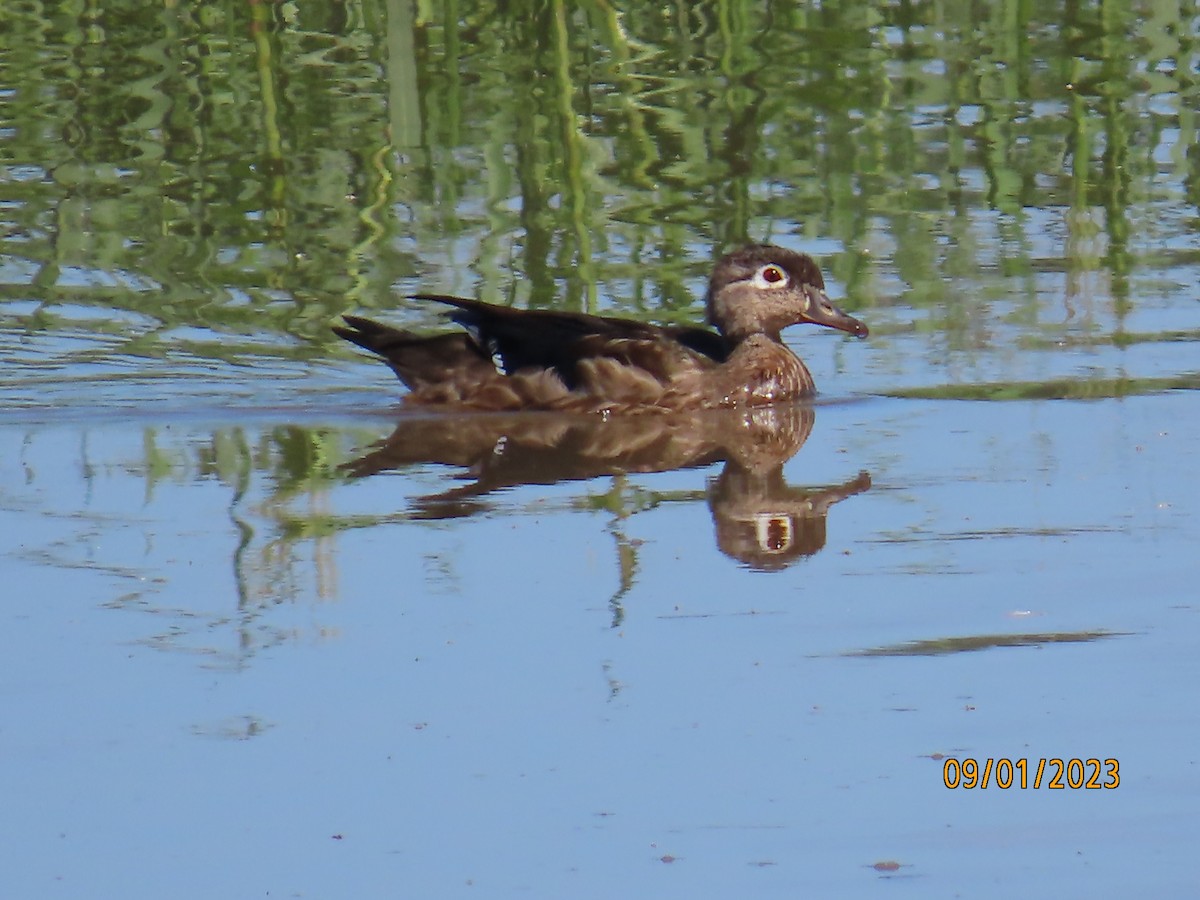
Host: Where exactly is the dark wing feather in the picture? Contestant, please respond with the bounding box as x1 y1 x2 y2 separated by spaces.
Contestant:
410 294 727 385
663 325 731 362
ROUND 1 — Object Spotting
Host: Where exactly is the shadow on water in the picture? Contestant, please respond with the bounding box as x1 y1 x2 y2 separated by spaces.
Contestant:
342 404 871 575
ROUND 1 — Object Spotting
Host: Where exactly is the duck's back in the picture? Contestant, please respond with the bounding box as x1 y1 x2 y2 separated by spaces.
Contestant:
334 300 730 412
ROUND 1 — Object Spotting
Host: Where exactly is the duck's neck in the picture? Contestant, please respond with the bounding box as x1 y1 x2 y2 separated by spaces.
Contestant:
718 334 815 406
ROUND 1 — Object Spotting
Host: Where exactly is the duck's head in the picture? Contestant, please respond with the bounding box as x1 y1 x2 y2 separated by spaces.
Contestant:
706 244 869 343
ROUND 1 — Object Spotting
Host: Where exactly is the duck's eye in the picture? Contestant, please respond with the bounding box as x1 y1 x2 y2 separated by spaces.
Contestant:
758 264 786 286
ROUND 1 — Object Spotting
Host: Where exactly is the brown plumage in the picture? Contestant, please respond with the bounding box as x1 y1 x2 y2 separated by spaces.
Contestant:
333 244 869 413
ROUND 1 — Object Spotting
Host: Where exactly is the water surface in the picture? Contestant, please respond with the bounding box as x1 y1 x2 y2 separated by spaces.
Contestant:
2 3 1199 897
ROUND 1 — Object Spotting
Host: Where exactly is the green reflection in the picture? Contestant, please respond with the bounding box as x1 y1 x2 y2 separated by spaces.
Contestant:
1 0 1196 388
884 371 1200 400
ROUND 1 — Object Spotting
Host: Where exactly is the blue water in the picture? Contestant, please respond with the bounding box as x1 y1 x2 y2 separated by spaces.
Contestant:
3 385 1197 897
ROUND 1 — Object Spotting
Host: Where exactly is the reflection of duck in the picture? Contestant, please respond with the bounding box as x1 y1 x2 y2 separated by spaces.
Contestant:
334 245 868 413
710 461 871 571
342 405 870 570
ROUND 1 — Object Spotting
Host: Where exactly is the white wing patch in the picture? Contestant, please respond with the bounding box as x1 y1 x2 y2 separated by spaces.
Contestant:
490 344 507 375
463 324 509 375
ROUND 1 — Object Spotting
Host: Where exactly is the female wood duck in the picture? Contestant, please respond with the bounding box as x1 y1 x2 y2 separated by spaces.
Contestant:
333 244 868 413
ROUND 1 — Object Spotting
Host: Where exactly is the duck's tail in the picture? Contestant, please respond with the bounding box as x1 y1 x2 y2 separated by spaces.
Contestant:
333 315 496 392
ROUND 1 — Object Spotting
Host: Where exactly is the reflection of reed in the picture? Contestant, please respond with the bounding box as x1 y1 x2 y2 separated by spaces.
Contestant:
9 423 375 669
881 371 1200 401
845 630 1126 657
249 0 286 226
4 2 1190 384
342 404 870 571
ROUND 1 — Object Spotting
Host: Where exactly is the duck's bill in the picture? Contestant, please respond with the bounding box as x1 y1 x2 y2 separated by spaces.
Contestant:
805 287 869 338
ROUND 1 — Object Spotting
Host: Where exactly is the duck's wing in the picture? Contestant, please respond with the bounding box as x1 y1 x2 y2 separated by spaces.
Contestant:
662 325 731 362
413 294 729 382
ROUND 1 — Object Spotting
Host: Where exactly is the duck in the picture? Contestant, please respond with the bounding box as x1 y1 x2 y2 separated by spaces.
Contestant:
333 244 868 413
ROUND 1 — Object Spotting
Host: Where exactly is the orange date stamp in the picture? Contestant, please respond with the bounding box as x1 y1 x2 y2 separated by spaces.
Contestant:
942 757 1119 789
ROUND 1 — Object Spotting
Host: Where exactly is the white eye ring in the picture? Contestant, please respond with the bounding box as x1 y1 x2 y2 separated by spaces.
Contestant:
752 264 788 289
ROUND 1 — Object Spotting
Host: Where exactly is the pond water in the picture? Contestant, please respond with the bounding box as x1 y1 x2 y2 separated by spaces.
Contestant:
2 3 1199 897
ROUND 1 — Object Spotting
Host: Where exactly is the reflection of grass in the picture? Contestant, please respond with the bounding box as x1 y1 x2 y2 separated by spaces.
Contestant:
845 630 1127 657
882 372 1200 401
2 0 1195 385
872 524 1118 543
1019 328 1200 350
